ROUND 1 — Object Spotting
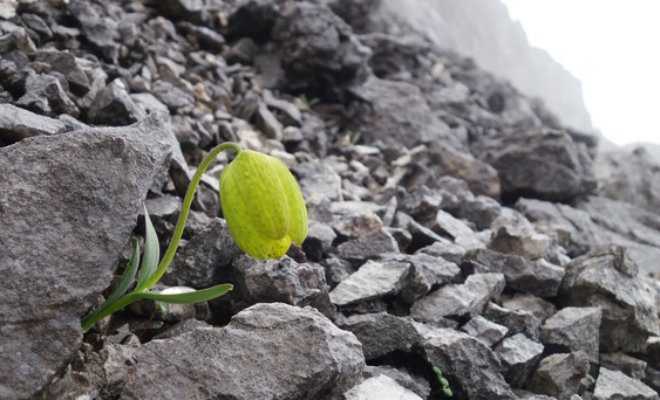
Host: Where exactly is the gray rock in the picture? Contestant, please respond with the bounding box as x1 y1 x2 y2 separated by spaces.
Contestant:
593 368 658 400
121 303 365 400
232 256 334 318
329 259 410 306
599 353 647 381
418 326 517 400
429 209 476 240
382 253 461 304
151 79 195 114
331 210 383 238
541 307 602 364
514 390 560 400
488 225 553 260
303 220 337 261
485 302 542 341
89 78 146 126
473 129 596 203
526 352 590 400
336 229 399 263
35 49 90 95
254 100 283 140
559 246 660 352
495 333 544 388
458 195 503 231
338 312 421 360
0 114 174 400
273 2 371 98
462 248 565 298
17 70 79 117
461 316 509 347
362 365 431 399
416 240 467 264
410 273 505 322
153 319 210 340
502 293 557 322
394 211 454 253
67 0 119 62
0 103 66 142
162 218 241 289
343 375 423 400
349 75 458 149
292 161 342 201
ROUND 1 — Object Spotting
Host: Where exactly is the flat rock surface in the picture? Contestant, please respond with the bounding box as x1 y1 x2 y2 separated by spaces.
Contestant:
0 114 174 400
121 303 365 400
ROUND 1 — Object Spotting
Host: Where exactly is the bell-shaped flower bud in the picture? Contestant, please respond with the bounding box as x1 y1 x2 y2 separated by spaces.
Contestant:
219 150 308 259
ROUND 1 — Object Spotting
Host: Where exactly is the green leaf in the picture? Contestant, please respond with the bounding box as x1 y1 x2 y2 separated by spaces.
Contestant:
440 377 449 387
433 366 442 375
136 203 160 289
129 283 233 304
81 237 140 329
443 388 453 397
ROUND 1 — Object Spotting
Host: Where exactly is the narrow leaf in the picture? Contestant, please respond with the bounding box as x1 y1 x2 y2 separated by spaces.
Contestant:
129 283 233 304
81 237 140 329
136 203 160 289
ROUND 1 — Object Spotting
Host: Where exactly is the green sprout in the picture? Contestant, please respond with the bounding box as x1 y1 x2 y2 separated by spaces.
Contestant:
433 366 453 397
297 93 321 108
81 142 308 332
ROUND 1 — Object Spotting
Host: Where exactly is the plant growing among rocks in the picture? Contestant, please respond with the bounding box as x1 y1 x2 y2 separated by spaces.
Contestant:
82 142 308 331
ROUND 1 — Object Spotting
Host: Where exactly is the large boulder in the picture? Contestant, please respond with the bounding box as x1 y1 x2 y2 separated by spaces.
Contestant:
0 114 175 400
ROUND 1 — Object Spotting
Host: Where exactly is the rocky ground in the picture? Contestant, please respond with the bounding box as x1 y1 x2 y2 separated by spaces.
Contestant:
1 0 660 399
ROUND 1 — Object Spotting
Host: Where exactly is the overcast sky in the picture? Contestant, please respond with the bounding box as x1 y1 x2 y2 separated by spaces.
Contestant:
500 0 660 146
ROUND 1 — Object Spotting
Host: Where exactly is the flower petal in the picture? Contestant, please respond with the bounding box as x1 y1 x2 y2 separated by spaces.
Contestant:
267 156 308 246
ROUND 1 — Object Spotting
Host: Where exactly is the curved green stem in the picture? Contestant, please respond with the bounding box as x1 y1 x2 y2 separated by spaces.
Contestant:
137 141 242 291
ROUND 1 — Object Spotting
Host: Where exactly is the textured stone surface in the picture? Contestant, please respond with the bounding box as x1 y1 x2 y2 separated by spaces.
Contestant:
121 303 365 400
461 315 509 347
485 302 542 341
0 114 174 400
495 333 544 388
162 218 242 289
462 248 565 298
560 246 659 352
541 307 602 363
526 352 590 400
338 312 421 360
329 259 410 306
411 273 505 322
419 326 517 400
232 256 334 318
593 368 659 400
0 103 66 142
362 365 431 399
343 374 423 400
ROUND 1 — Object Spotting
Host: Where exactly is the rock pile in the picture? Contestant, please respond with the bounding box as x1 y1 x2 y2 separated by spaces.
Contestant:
0 0 659 399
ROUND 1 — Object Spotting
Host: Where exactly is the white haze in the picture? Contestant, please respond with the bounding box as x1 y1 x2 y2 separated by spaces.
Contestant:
501 0 660 147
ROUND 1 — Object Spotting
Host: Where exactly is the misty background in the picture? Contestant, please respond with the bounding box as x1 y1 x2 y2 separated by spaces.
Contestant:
383 0 659 153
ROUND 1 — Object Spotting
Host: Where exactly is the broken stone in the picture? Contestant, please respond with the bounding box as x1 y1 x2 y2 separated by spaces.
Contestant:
0 114 174 400
592 368 658 400
336 229 399 263
88 78 146 126
484 302 542 341
462 248 565 298
121 303 365 400
329 259 409 306
526 352 590 400
599 353 647 381
488 225 553 260
495 333 544 388
338 312 421 360
541 307 602 364
461 315 509 347
0 103 66 142
362 365 431 399
502 293 557 323
343 374 423 400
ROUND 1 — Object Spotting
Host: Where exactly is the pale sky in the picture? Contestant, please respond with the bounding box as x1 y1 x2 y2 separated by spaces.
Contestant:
501 0 660 146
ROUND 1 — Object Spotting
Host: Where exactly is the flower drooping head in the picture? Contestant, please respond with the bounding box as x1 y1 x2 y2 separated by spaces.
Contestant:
219 150 308 259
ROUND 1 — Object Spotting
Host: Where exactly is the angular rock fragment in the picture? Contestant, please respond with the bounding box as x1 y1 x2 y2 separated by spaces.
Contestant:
593 368 658 400
541 307 601 364
343 374 423 400
559 246 660 352
336 229 399 262
599 353 647 380
0 103 66 142
329 259 409 306
88 79 146 126
526 352 590 400
0 114 174 400
338 312 421 360
410 273 505 322
485 302 542 341
418 326 517 400
162 218 242 289
462 248 565 298
495 333 544 388
121 303 365 400
461 315 509 347
502 293 557 322
232 256 334 318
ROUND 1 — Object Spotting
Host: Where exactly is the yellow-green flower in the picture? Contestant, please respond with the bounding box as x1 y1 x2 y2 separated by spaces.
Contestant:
219 149 308 259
